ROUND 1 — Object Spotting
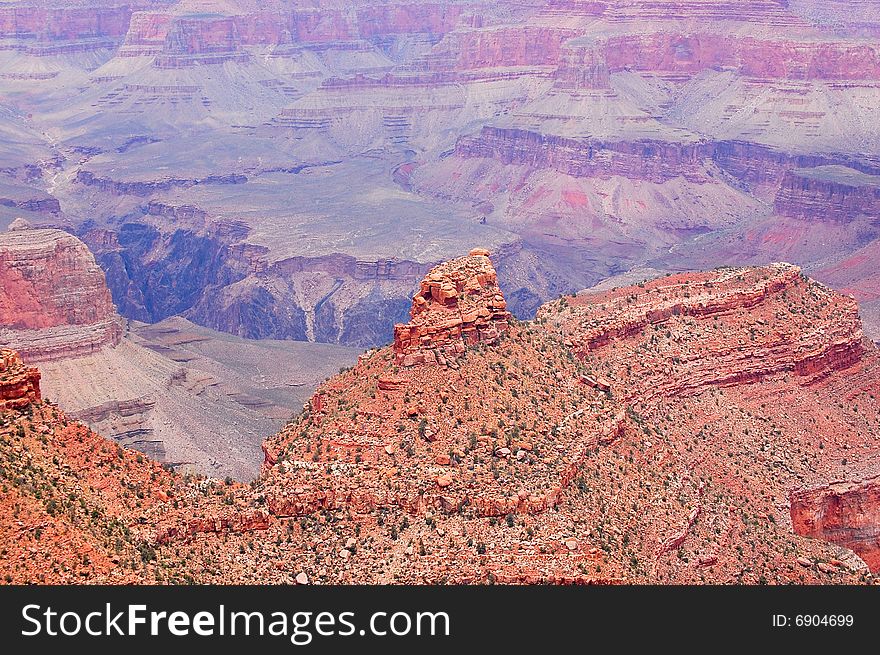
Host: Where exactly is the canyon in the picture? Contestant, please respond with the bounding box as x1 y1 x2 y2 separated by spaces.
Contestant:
0 0 878 348
2 253 880 584
0 223 358 478
1 0 880 586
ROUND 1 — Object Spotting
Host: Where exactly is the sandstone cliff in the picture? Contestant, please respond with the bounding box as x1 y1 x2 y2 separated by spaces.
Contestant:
791 477 880 572
0 225 122 362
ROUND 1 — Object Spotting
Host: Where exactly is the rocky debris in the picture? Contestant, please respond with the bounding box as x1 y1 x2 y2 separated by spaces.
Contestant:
393 249 511 366
0 228 122 362
436 474 453 488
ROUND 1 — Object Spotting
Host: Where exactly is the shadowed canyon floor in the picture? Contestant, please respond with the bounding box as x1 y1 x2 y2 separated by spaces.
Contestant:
2 252 880 584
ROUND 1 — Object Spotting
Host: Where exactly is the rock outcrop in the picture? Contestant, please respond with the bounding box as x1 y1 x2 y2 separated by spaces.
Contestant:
393 248 511 366
791 477 880 572
547 263 867 401
0 349 40 411
0 227 122 362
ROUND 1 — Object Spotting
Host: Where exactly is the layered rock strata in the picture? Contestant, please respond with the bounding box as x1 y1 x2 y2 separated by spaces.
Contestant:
549 263 866 400
791 477 880 572
0 226 122 362
774 166 880 223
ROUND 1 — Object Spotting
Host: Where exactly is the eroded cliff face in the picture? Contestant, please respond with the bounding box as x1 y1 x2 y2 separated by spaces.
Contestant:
0 225 122 361
791 478 880 572
579 33 880 80
0 5 134 46
774 167 880 223
549 263 867 399
456 127 712 184
82 219 433 347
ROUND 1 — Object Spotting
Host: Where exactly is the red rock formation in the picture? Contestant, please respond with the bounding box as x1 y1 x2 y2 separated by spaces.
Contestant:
0 227 123 361
0 349 40 411
154 509 271 545
393 248 511 366
548 263 868 402
120 3 468 63
555 43 611 90
455 128 880 189
5 257 880 585
119 10 172 57
427 26 578 71
355 4 465 38
0 6 133 45
598 0 805 25
791 477 880 572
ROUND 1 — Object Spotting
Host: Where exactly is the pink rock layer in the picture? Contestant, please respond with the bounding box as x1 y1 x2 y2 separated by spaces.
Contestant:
0 228 122 361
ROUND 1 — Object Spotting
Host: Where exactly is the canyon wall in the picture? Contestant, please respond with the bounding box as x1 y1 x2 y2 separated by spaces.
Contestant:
791 477 880 572
0 224 122 362
774 167 880 222
455 128 880 190
455 127 711 184
0 5 133 43
549 263 867 402
563 33 880 81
